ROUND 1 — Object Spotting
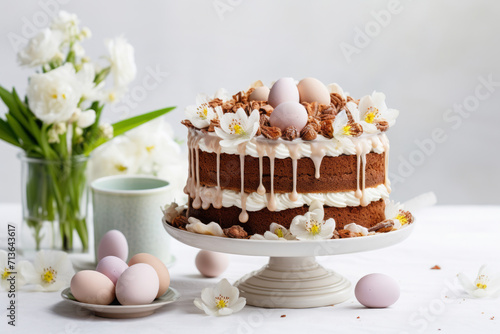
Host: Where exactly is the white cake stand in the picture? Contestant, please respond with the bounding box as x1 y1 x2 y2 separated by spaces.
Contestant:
162 220 414 308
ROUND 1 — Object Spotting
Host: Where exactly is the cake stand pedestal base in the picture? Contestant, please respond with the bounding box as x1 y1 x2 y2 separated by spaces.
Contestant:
235 256 352 308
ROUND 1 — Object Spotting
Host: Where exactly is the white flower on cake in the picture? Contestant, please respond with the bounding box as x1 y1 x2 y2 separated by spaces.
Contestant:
215 108 260 147
185 94 220 129
17 28 63 67
21 250 75 292
26 63 81 124
358 91 399 134
250 223 296 241
0 250 30 291
194 278 246 316
162 202 187 223
344 223 369 236
186 217 225 237
384 200 413 230
327 82 346 100
106 36 137 89
290 200 335 240
331 109 358 151
457 265 500 298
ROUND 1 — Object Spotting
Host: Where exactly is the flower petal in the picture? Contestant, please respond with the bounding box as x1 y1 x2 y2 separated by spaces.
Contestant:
229 297 246 313
457 272 476 293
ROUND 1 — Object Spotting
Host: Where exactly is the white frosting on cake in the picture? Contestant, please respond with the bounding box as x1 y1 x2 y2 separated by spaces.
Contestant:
193 184 389 212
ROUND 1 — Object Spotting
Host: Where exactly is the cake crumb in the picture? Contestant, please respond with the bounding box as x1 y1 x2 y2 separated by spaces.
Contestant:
491 316 495 320
431 265 441 270
357 316 360 319
280 315 286 318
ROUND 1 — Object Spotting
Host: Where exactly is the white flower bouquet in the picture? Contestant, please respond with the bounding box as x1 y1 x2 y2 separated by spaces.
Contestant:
0 11 174 251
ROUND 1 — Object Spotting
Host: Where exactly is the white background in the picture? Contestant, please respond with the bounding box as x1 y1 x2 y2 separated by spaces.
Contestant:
0 0 499 204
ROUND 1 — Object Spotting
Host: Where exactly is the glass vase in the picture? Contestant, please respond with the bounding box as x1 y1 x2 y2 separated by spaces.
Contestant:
19 153 89 252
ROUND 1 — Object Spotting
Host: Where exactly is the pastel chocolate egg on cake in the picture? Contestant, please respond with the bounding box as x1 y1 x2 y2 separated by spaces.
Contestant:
268 77 299 107
249 86 270 102
269 101 308 132
297 77 331 105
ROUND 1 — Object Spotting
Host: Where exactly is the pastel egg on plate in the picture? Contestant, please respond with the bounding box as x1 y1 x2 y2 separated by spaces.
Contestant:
297 77 331 105
97 229 128 262
355 273 400 308
269 101 308 132
96 256 129 285
249 86 270 102
70 270 115 305
268 77 299 107
195 250 229 278
116 263 160 305
128 253 170 298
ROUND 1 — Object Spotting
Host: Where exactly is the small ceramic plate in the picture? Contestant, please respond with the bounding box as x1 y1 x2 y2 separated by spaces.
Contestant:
61 287 180 318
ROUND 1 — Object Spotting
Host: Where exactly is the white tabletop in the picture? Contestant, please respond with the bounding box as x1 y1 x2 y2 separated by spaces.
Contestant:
0 204 499 334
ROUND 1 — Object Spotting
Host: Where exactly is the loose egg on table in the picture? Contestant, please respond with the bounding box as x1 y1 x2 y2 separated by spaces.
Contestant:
96 256 129 285
297 77 331 105
355 273 400 308
116 263 160 305
70 270 115 305
268 77 299 107
269 101 308 132
97 229 128 262
128 253 170 298
195 250 229 278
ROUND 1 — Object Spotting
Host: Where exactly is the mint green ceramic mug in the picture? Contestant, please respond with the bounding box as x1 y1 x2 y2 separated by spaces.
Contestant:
91 175 173 265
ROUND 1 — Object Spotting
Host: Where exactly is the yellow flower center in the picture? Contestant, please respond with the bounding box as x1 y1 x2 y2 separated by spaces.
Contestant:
108 92 116 102
307 219 321 236
343 125 352 136
42 267 57 284
52 94 58 99
232 124 244 135
62 94 66 100
197 106 209 119
396 213 408 225
476 283 487 289
215 295 229 309
364 107 379 124
146 145 155 153
115 164 128 172
275 228 284 238
2 268 10 280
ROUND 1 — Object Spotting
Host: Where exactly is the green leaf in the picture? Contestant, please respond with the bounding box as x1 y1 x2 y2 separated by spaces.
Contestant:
0 119 21 147
0 86 17 111
6 113 35 149
94 67 111 86
112 106 175 137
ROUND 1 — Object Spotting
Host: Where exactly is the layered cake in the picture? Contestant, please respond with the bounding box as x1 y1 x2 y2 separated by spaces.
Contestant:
165 77 414 240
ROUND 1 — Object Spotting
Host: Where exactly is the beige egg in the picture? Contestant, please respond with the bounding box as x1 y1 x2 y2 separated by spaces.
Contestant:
128 253 170 298
297 77 331 105
70 270 115 305
249 86 270 102
195 250 229 278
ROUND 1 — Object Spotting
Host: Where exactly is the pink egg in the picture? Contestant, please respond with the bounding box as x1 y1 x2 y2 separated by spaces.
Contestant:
116 263 160 305
195 250 229 278
269 101 308 132
96 256 129 285
268 77 299 107
97 230 128 262
355 273 400 308
249 86 270 102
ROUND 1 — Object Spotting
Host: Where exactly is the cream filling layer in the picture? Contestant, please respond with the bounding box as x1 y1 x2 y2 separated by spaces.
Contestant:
194 184 389 212
197 132 388 159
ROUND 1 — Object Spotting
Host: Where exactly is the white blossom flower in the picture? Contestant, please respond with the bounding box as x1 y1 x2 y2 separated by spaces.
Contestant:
327 82 346 100
162 202 187 223
88 137 139 178
186 217 225 237
384 200 414 230
76 63 104 102
214 108 260 147
344 223 369 236
358 91 399 133
47 122 67 144
79 27 92 40
458 265 500 298
251 223 296 241
290 200 335 240
27 63 81 124
77 109 96 128
0 250 30 291
21 250 75 292
18 28 63 67
106 36 137 89
51 11 80 41
194 279 246 316
99 123 114 139
185 94 220 129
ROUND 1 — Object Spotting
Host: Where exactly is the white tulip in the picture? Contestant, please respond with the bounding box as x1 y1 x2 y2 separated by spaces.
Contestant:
106 36 137 88
51 11 80 41
17 28 63 67
77 63 103 102
27 64 82 124
77 109 96 128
